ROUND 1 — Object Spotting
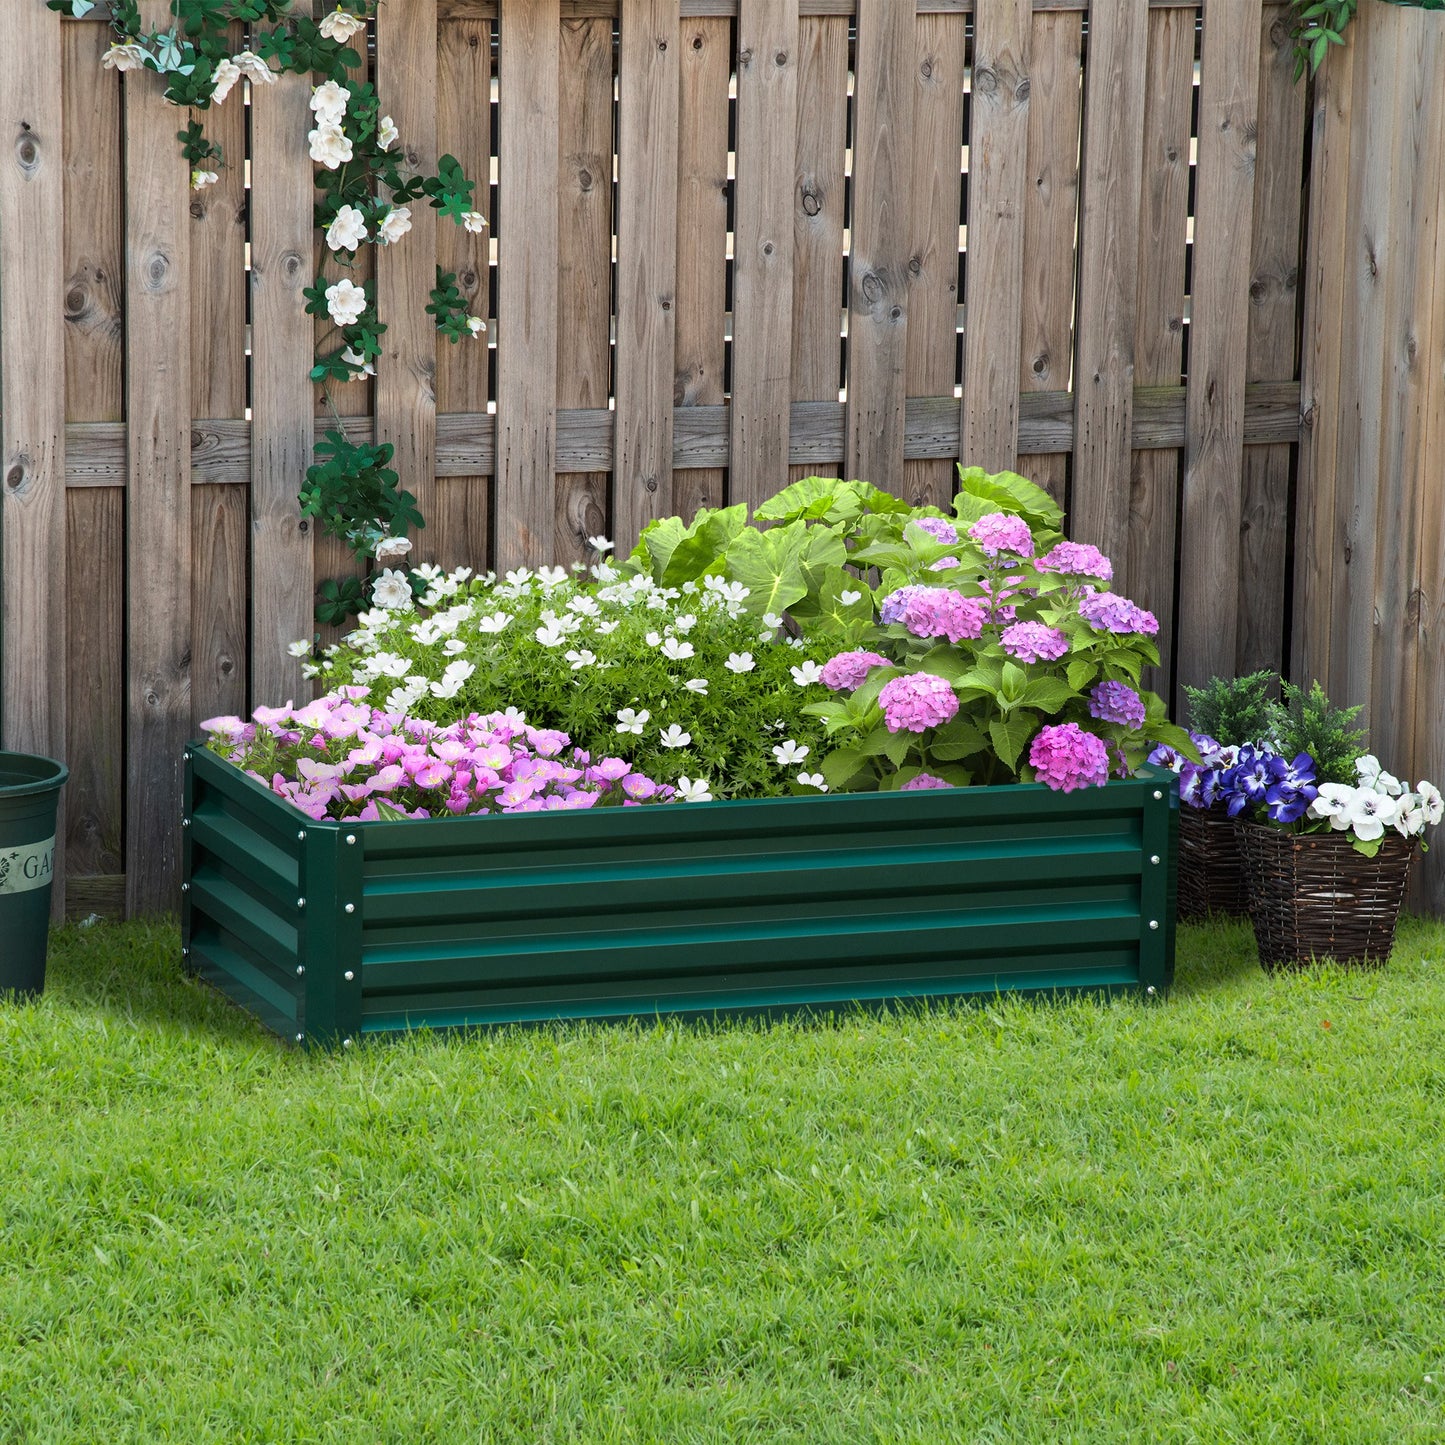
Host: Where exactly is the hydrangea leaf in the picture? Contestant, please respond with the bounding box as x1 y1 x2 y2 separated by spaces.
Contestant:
820 746 871 792
1017 676 1074 715
989 711 1038 773
954 465 1064 532
927 715 988 762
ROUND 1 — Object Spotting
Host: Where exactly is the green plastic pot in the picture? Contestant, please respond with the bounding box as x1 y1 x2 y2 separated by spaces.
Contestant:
0 752 67 999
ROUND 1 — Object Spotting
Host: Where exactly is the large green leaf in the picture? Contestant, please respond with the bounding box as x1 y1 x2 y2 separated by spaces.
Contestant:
755 476 854 523
636 515 688 581
722 524 809 618
820 746 872 791
1017 676 1075 715
927 715 988 762
989 710 1038 773
660 504 748 586
954 465 1064 531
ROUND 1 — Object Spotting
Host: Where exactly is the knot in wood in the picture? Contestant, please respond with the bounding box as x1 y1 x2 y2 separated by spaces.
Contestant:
762 240 774 257
739 47 753 66
644 476 658 493
657 38 667 52
1249 277 1267 303
800 185 821 217
1015 78 1030 103
1269 16 1290 45
578 166 593 191
64 284 89 321
281 251 305 283
920 59 933 80
1032 352 1048 377
1165 146 1179 163
691 33 703 50
774 50 787 67
860 270 884 305
189 199 205 220
145 251 171 291
5 461 26 493
975 64 998 96
889 305 902 323
16 133 39 174
907 256 921 277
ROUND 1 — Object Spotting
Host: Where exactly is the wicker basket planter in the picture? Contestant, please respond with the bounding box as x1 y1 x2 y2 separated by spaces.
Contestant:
181 744 1180 1046
1235 818 1415 969
1177 807 1249 920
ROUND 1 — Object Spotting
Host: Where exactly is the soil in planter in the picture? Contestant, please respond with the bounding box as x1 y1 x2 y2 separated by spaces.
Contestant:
1177 807 1248 920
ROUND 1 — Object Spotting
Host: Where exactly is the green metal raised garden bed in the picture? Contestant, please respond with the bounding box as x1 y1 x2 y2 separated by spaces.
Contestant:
181 744 1179 1046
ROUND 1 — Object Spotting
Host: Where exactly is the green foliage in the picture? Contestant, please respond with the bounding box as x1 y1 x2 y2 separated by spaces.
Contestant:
1182 670 1277 747
300 432 422 558
175 119 223 168
1269 679 1367 785
313 574 367 629
427 268 480 342
1287 0 1359 80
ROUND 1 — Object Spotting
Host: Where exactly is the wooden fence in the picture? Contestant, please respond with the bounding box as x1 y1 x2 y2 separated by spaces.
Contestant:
2 0 1316 917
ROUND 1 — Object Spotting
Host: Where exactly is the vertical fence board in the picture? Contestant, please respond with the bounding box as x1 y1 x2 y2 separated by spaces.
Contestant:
731 0 799 510
1 3 67 912
61 20 124 891
436 16 494 570
789 14 848 483
615 0 681 542
1237 3 1306 679
1071 0 1147 573
376 0 439 560
495 0 559 568
555 15 612 563
1127 4 1193 695
846 2 914 489
124 8 193 914
1017 7 1081 503
904 13 966 508
674 14 730 518
1176 0 1262 695
961 0 1030 474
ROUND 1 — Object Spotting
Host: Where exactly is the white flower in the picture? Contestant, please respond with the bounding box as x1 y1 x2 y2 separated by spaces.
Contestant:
1375 770 1405 798
724 652 755 674
616 707 649 735
190 169 220 191
672 613 697 634
476 611 513 635
659 725 692 749
797 773 829 792
441 638 467 657
310 79 351 126
375 206 412 245
661 637 695 662
466 316 486 337
460 211 488 234
325 278 368 327
592 562 620 584
318 7 368 43
1395 798 1426 837
102 41 149 72
287 639 313 658
537 565 568 588
504 568 533 587
308 122 353 170
326 203 369 252
211 58 243 105
340 346 374 378
645 630 663 648
232 51 274 85
497 706 527 729
1343 790 1398 841
565 649 597 671
368 652 412 679
1418 780 1444 826
377 114 399 150
676 777 713 803
384 679 427 713
1355 754 1381 784
370 569 414 611
684 678 708 695
373 535 412 564
762 612 785 630
566 596 600 618
412 563 443 583
772 739 810 766
534 622 568 648
596 619 621 636
791 661 824 686
787 637 805 649
588 535 615 553
840 590 863 606
704 577 750 605
430 660 476 699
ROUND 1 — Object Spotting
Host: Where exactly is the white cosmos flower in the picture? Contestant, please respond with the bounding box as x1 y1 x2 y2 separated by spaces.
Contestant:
461 211 488 234
772 739 810 766
340 346 374 378
232 51 274 85
659 725 692 749
318 7 368 43
377 115 399 150
676 777 713 803
325 278 367 327
102 41 149 71
797 773 829 792
308 122 353 169
595 620 621 636
190 169 220 191
1343 790 1398 841
430 660 476 699
791 661 824 686
839 590 863 606
375 205 412 245
588 535 615 553
684 679 708 695
287 639 312 658
326 203 368 252
724 652 755 674
565 649 597 671
616 707 649 735
370 568 413 611
310 79 351 125
211 58 243 104
373 535 412 564
661 637 695 662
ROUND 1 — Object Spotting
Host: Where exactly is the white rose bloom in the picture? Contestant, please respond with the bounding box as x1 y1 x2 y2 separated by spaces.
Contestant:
466 316 486 337
232 51 274 85
102 42 150 72
676 777 713 803
377 115 399 150
309 122 353 170
319 7 368 43
461 211 488 234
339 346 374 378
325 278 368 327
326 204 369 252
659 725 692 750
370 568 413 611
310 79 351 126
375 206 412 245
374 538 413 568
190 169 220 191
211 58 243 105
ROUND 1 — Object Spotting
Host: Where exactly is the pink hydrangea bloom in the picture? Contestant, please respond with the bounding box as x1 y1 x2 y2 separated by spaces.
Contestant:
820 649 889 692
1001 621 1069 663
1077 588 1159 636
900 773 953 791
1037 541 1114 581
1029 723 1111 792
878 673 960 734
893 587 988 644
968 512 1035 559
913 516 959 545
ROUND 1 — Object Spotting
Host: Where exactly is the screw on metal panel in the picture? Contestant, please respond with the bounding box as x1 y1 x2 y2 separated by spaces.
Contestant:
297 897 306 909
181 882 190 892
181 947 189 957
345 834 357 845
296 1033 304 1043
297 830 306 841
1152 790 1163 801
182 818 191 828
344 903 355 914
1148 919 1160 930
343 1037 353 1047
344 971 355 981
1150 854 1161 865
296 965 305 976
1146 986 1157 997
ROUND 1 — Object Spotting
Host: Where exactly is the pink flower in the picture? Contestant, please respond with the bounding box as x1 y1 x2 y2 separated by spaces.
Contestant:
913 516 959 545
1001 621 1068 664
1077 588 1159 636
1037 541 1114 581
892 587 987 644
968 512 1035 559
878 673 959 734
820 650 888 693
900 773 953 791
1028 723 1110 792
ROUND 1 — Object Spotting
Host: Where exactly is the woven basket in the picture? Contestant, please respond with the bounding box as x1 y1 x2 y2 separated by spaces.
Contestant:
1235 820 1415 969
1177 807 1249 920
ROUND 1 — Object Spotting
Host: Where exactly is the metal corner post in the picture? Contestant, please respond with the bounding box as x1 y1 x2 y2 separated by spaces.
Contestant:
298 823 364 1048
1138 773 1179 994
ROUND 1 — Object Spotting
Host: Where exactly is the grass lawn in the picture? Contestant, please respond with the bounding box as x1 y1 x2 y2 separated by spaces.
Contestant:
2 919 1444 1442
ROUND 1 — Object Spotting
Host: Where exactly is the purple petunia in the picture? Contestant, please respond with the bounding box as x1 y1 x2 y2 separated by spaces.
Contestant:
1036 541 1114 582
968 512 1035 559
1000 621 1069 664
820 649 889 693
1088 680 1147 730
1028 723 1111 793
878 673 960 734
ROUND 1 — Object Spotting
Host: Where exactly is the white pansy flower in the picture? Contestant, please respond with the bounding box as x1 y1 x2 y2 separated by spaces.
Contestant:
772 739 810 766
430 660 476 699
102 41 149 72
377 115 399 150
460 211 487 234
287 639 313 658
1355 754 1382 785
325 278 368 327
375 206 412 246
466 316 486 338
1375 770 1405 797
615 708 649 735
211 58 243 105
370 569 413 611
565 649 597 671
684 679 709 695
1395 798 1426 837
661 637 695 662
373 535 411 564
340 346 374 378
232 52 274 85
676 777 713 803
308 123 353 169
659 725 692 749
588 535 615 553
1344 790 1398 841
326 203 369 252
1418 781 1444 825
724 652 755 674
839 590 863 606
1308 782 1354 826
190 169 220 191
310 79 351 126
318 7 368 43
791 661 824 686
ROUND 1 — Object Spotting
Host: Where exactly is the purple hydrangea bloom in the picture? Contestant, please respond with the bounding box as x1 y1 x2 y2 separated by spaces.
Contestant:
1000 621 1069 664
878 673 960 734
1028 723 1111 793
913 516 959 545
892 587 988 645
1036 541 1114 582
880 585 928 625
1088 680 1147 730
820 649 889 693
899 773 954 791
1077 588 1159 636
968 512 1035 559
